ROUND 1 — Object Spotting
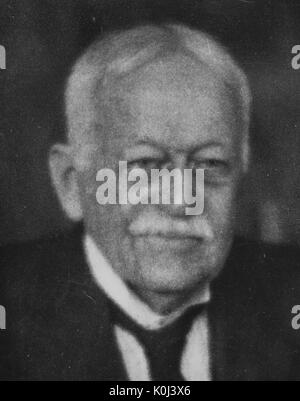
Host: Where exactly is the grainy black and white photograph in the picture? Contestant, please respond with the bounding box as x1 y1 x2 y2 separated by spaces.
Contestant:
0 0 300 384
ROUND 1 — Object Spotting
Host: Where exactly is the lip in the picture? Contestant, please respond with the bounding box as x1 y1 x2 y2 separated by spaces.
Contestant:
139 234 202 251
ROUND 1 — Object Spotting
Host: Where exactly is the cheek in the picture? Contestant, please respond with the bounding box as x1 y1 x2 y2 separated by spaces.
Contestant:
205 185 237 232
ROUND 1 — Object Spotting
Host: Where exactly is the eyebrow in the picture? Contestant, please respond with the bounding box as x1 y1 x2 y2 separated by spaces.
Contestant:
191 142 227 155
132 139 165 150
130 139 226 154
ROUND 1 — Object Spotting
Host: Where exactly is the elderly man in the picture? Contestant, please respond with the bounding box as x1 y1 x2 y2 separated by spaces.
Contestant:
1 23 300 381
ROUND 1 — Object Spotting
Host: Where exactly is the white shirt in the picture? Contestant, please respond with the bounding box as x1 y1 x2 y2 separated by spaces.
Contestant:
84 235 211 381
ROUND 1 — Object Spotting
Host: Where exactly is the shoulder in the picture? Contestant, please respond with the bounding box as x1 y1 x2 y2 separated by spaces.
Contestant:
216 237 300 320
0 224 84 267
222 238 300 340
228 237 300 281
0 225 113 380
0 224 85 309
227 237 300 298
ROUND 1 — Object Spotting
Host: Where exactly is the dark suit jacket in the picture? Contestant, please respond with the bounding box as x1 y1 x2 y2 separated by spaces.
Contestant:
0 225 300 381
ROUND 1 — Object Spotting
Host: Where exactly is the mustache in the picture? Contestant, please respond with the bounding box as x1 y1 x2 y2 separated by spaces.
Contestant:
129 214 214 240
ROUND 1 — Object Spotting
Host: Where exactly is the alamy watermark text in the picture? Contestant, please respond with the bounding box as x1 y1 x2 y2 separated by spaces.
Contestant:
0 45 6 70
0 305 6 330
96 162 205 216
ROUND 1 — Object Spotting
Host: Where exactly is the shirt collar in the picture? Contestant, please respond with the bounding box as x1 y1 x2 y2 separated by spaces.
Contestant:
84 234 210 330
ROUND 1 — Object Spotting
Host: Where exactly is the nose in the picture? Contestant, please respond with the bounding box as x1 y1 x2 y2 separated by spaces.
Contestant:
162 198 190 217
161 172 187 217
154 156 197 218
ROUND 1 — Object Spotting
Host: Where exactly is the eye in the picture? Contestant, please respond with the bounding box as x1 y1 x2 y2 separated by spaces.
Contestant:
128 158 163 171
190 159 232 182
190 159 228 169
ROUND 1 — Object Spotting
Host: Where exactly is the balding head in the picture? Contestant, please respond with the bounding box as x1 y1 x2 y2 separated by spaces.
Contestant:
65 24 251 171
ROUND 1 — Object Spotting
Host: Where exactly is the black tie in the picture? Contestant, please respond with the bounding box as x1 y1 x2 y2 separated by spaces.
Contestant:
110 302 206 381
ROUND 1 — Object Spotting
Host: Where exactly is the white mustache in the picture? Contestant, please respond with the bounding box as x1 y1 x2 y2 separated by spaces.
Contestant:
129 214 214 240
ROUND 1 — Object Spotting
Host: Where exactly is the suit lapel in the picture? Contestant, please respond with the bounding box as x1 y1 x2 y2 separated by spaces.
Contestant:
209 242 295 381
77 268 128 381
209 295 294 381
47 229 128 381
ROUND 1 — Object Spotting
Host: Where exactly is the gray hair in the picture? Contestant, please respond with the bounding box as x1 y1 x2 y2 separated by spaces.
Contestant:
65 23 252 171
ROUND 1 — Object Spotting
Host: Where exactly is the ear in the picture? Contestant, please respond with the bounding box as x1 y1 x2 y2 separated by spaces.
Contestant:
49 144 83 222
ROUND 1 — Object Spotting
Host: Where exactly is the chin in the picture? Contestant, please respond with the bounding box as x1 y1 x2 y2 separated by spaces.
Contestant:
123 238 232 294
135 256 220 294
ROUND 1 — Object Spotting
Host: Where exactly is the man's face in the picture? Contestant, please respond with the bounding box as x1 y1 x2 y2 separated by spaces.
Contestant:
77 54 244 297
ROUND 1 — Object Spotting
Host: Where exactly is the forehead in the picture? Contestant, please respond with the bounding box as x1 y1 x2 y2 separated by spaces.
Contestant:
97 54 240 153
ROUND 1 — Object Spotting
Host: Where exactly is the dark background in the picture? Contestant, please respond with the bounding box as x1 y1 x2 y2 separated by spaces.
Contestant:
0 0 300 246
